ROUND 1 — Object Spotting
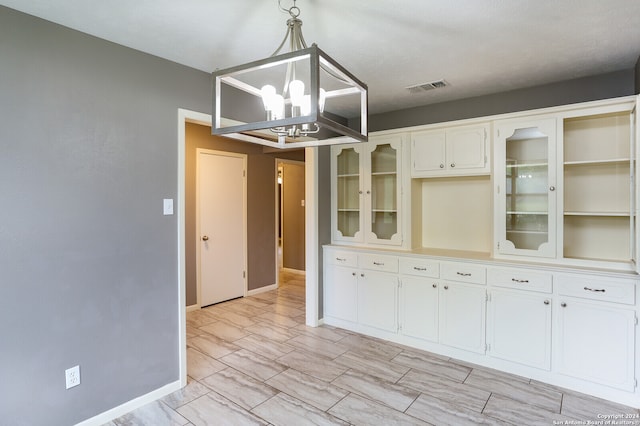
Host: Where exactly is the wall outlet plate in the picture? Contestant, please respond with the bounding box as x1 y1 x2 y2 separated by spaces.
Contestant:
65 365 80 389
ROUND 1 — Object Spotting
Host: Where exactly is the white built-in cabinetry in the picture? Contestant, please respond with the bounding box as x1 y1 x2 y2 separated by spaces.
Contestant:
494 103 635 269
324 95 640 408
323 245 639 406
411 123 490 177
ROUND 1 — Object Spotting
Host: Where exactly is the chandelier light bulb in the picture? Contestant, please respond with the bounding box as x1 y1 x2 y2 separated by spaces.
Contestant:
272 94 285 119
301 94 311 116
288 80 305 107
261 85 277 111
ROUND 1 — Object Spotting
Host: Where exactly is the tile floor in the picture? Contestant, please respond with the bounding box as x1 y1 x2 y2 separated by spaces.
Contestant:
108 270 639 425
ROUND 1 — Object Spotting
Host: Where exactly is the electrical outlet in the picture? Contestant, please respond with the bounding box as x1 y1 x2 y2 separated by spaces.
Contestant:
65 365 80 389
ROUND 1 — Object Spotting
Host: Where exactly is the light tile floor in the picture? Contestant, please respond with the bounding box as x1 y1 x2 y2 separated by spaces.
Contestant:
108 270 639 425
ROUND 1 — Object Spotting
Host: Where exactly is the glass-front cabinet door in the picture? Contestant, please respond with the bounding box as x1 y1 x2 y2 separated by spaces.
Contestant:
334 145 364 242
331 135 404 246
366 138 402 245
494 118 557 258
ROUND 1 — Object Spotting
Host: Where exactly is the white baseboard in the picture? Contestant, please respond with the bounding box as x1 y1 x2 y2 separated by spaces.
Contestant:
186 304 200 312
75 380 182 426
247 283 277 296
282 267 306 274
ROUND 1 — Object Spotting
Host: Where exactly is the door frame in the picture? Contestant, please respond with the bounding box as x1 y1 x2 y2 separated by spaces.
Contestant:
177 108 320 387
195 148 248 307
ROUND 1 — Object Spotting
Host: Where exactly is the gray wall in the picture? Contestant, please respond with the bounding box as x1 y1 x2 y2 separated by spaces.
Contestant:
363 69 635 131
0 7 212 425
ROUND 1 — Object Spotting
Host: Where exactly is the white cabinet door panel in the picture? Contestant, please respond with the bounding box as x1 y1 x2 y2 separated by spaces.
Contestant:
556 298 635 391
488 289 551 370
439 281 486 353
400 277 439 342
324 265 358 322
358 271 398 332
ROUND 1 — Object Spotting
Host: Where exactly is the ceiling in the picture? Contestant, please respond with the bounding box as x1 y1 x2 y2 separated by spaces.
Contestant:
2 0 640 115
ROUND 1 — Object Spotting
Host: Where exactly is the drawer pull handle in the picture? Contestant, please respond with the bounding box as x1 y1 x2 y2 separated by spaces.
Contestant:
336 257 346 262
584 286 606 293
444 285 449 290
373 262 384 266
414 267 428 271
432 283 437 288
544 300 550 305
511 278 529 283
456 272 472 277
561 302 567 307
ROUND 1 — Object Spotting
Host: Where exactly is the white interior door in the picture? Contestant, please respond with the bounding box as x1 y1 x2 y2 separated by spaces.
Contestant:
197 149 246 306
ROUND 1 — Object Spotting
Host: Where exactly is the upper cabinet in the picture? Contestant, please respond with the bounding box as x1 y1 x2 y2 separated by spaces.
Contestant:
332 134 406 247
411 123 490 177
494 98 637 270
494 118 558 259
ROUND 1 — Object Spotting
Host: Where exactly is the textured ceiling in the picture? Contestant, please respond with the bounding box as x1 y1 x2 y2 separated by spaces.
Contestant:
2 0 640 115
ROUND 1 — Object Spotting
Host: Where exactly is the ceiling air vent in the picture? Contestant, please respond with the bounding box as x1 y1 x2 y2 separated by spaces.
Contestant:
406 79 448 94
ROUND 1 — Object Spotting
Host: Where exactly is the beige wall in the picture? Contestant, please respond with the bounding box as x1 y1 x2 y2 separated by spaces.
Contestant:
282 162 306 271
185 123 304 305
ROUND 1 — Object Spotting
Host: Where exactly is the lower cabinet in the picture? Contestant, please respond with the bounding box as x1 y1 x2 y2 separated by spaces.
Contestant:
358 271 398 332
556 297 636 391
439 281 487 354
324 264 358 323
399 276 439 341
323 246 639 406
487 288 552 370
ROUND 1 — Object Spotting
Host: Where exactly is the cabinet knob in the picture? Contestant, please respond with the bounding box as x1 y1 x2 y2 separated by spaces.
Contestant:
561 302 567 308
366 190 371 194
440 164 444 168
360 273 365 277
352 272 356 276
549 186 556 191
544 300 550 305
450 163 455 168
359 190 363 194
202 235 209 241
444 285 449 290
432 283 437 288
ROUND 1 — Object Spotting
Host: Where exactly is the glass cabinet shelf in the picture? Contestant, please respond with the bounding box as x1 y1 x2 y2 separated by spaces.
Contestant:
564 158 630 166
564 211 630 217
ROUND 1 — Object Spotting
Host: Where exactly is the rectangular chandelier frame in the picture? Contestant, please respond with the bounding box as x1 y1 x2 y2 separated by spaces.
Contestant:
212 45 368 148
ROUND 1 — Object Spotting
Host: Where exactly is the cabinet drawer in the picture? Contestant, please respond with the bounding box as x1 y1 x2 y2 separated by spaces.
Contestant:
327 250 358 268
488 268 552 293
557 274 636 305
359 253 399 273
441 262 486 285
399 258 439 278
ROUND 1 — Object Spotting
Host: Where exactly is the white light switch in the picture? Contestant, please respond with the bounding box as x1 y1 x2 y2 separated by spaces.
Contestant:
163 199 174 215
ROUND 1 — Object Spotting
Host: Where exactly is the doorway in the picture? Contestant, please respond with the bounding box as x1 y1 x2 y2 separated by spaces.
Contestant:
196 149 247 307
277 160 306 275
177 109 321 388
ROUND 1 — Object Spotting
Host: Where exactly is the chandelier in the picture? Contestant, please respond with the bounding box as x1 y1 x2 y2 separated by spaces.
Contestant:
211 0 368 148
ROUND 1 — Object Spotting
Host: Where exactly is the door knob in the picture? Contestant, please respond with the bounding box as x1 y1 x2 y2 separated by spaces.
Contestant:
202 235 209 241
